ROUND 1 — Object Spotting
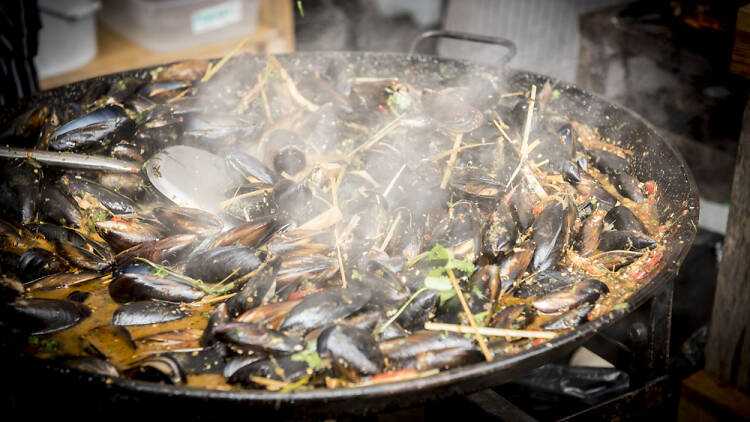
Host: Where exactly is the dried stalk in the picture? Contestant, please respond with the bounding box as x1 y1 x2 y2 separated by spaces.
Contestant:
446 269 493 361
377 213 401 252
424 322 557 339
506 84 537 188
382 163 406 198
268 55 319 112
201 37 251 83
331 169 347 288
347 114 405 159
259 73 273 123
297 206 343 232
440 133 464 190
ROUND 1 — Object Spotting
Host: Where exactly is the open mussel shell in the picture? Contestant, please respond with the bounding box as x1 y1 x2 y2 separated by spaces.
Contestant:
126 355 186 385
0 297 91 335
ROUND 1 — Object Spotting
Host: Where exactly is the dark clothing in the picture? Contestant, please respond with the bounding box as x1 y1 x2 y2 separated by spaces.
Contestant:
0 1 41 106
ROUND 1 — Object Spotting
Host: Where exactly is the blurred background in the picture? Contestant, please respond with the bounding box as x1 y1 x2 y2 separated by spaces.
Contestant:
3 0 748 419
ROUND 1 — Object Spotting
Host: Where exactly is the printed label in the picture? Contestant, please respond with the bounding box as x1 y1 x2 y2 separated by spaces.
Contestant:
191 1 243 35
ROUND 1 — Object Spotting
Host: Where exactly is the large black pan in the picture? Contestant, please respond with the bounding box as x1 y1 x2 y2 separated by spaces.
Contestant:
0 50 698 418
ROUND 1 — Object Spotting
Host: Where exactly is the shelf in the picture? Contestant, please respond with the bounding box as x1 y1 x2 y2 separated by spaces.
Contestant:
40 0 294 90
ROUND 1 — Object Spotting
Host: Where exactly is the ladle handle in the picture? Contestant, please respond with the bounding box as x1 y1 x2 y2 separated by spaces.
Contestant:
409 30 517 67
0 148 141 173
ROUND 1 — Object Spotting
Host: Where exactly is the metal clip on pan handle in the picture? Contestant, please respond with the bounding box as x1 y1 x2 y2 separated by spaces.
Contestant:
409 30 517 67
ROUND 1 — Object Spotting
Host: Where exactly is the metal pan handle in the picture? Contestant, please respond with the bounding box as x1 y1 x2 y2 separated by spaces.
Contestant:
409 30 517 67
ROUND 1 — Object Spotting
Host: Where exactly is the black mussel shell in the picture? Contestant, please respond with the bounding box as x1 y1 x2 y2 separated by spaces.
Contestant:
39 182 83 227
379 331 475 362
1 298 91 334
116 234 198 268
532 279 609 313
588 149 632 175
598 230 657 251
61 356 120 378
153 206 223 237
0 159 41 224
58 175 136 215
108 272 205 303
18 248 69 283
184 245 265 284
111 301 190 326
226 152 279 185
604 206 648 234
318 324 384 378
481 202 518 259
95 218 167 252
490 304 536 329
396 289 440 332
611 172 644 203
542 304 595 330
225 257 280 317
229 355 309 386
530 198 575 272
49 105 136 152
279 287 371 333
215 322 304 354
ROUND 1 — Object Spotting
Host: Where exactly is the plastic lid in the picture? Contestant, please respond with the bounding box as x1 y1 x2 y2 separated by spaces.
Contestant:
39 0 101 20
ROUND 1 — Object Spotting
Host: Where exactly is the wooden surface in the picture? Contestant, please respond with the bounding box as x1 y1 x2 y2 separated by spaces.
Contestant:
678 370 750 421
730 5 750 79
40 0 294 90
704 96 750 391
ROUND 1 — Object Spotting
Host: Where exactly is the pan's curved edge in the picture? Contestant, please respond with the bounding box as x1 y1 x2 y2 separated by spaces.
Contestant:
0 51 699 417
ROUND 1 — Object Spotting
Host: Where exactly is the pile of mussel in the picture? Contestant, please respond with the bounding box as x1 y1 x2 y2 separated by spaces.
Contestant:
0 55 668 389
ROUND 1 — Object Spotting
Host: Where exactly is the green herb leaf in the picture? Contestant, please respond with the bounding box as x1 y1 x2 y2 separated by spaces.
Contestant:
424 273 451 291
297 0 304 17
473 311 488 327
351 269 362 281
291 339 323 370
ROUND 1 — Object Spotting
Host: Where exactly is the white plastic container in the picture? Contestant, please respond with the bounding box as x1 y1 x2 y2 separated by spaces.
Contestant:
35 0 101 79
99 0 259 52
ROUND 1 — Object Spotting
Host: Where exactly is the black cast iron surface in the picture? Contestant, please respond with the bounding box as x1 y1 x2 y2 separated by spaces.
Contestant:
0 52 699 418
